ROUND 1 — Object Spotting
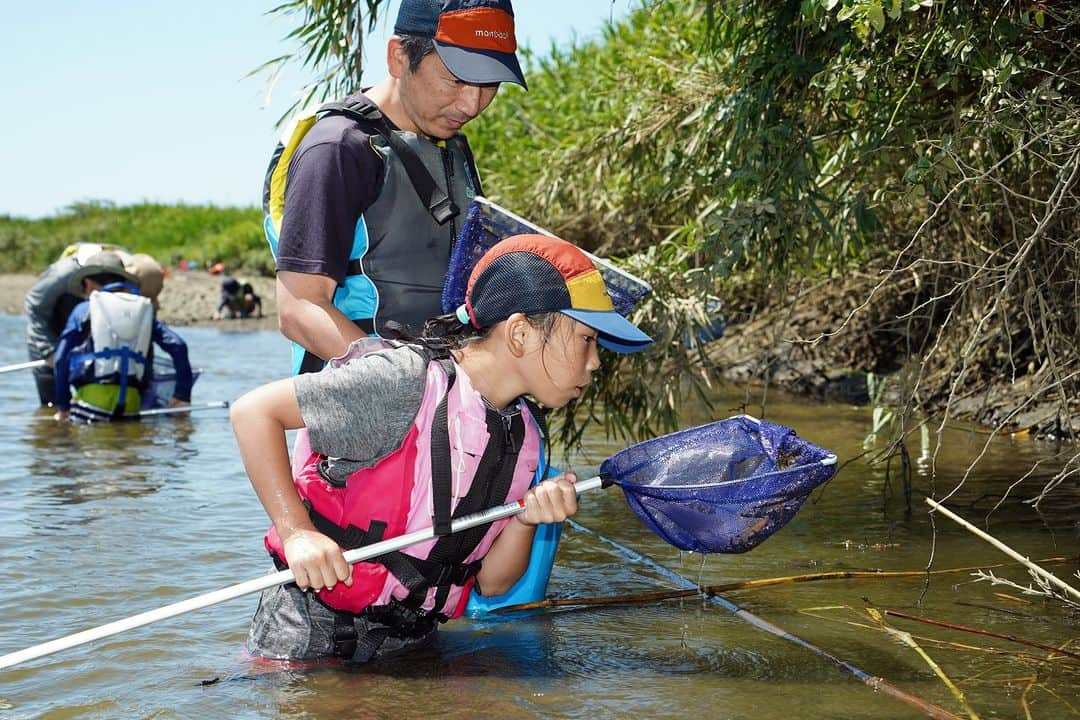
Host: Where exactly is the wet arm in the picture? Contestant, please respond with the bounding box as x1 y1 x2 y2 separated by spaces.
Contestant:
276 271 367 364
152 321 193 402
230 378 352 590
51 308 88 412
475 473 579 597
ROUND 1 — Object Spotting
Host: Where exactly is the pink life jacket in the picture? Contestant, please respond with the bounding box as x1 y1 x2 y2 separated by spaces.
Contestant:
264 340 542 620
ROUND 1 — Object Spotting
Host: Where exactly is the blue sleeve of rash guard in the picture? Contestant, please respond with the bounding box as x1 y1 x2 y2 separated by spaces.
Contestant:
152 321 194 402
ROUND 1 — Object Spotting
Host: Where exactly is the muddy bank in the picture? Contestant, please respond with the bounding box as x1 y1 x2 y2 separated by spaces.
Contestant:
701 271 1080 438
0 272 278 332
4 267 1076 438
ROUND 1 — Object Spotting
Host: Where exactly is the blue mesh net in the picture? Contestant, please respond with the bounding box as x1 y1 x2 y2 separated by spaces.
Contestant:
599 416 837 554
442 197 652 317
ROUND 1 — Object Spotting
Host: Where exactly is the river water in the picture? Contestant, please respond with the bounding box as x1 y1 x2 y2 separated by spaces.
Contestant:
0 313 1076 719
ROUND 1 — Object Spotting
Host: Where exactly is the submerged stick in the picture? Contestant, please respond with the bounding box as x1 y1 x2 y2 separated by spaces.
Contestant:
494 557 1074 613
868 608 982 720
884 609 1080 662
566 520 963 720
926 498 1080 604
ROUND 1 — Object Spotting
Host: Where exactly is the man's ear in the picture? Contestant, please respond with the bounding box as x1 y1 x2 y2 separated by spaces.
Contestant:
387 36 408 79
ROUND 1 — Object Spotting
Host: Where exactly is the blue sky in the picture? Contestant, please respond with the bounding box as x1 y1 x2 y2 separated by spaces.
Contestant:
0 2 630 219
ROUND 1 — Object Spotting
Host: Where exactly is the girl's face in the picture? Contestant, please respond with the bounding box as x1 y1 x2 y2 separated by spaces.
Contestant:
523 315 602 408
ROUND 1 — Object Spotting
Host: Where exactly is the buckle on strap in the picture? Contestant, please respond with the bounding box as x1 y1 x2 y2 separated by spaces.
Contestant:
430 197 459 225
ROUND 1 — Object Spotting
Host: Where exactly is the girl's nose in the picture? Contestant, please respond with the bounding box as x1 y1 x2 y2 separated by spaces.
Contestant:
586 342 601 373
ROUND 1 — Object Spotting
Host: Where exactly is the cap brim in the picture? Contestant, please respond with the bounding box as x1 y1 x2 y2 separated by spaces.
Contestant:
435 43 527 89
68 267 140 297
560 309 653 354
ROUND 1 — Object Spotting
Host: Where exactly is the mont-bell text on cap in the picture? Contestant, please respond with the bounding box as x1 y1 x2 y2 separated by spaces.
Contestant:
435 6 518 53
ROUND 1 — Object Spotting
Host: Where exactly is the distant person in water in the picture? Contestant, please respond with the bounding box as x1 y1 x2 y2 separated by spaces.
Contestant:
214 277 263 319
52 251 193 423
24 243 140 406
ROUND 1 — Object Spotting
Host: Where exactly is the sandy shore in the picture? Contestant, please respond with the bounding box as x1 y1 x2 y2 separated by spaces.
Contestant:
0 272 279 331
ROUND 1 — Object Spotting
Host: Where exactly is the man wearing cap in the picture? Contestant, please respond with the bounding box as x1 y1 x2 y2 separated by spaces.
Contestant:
24 244 110 406
269 0 526 374
262 0 569 615
52 251 194 422
24 246 169 406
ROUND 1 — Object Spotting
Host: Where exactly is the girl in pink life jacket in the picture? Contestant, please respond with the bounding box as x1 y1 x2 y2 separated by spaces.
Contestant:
230 234 653 662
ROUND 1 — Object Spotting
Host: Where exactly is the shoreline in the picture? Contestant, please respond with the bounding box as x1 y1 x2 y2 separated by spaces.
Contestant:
0 272 279 332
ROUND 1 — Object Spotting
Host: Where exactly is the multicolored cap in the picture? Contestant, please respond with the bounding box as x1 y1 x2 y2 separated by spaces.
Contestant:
394 0 527 89
460 234 653 353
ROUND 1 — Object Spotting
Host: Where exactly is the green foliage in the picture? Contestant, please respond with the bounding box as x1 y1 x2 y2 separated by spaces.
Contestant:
264 0 1078 450
460 0 1080 444
258 0 393 123
0 202 267 276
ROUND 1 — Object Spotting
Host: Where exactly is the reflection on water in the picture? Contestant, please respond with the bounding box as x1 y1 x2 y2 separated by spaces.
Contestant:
0 313 1077 719
26 413 198 508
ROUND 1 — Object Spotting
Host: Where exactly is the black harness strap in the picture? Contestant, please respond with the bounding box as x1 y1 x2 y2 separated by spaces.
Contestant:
415 404 525 615
306 501 388 549
317 99 459 227
429 359 457 536
304 503 480 600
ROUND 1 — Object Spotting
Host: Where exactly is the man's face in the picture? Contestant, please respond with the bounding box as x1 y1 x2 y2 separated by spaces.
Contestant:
396 48 500 139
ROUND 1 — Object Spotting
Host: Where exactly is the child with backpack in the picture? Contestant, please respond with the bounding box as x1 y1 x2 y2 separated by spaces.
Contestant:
53 251 193 422
230 234 652 662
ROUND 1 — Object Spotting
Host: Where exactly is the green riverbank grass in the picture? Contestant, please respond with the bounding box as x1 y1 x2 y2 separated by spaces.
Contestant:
0 201 267 276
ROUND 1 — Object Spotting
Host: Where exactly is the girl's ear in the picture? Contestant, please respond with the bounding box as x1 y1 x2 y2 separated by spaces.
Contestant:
503 313 531 358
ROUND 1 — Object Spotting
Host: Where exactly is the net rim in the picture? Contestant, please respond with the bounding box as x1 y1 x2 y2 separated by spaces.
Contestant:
614 454 837 492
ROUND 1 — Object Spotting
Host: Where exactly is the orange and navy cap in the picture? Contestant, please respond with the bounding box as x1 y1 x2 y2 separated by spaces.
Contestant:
459 234 653 353
394 0 527 89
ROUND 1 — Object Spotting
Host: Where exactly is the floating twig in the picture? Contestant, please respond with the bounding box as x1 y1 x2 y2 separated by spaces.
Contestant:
884 609 1080 663
493 557 1075 613
868 607 982 720
926 498 1080 605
